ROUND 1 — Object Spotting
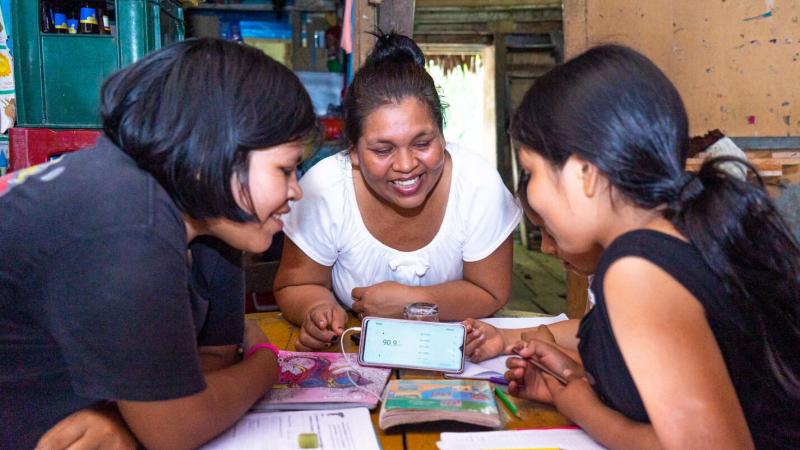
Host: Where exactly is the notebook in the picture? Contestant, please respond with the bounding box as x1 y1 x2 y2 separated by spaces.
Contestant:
201 407 381 450
252 351 391 411
379 379 501 429
447 314 569 380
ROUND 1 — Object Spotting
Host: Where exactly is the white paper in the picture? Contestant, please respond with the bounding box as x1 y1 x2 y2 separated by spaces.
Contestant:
448 314 569 380
201 407 380 450
437 427 607 450
480 314 569 329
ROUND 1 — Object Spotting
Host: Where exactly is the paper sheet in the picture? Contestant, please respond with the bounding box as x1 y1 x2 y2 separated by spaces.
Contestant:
437 427 606 450
200 407 380 450
448 314 570 380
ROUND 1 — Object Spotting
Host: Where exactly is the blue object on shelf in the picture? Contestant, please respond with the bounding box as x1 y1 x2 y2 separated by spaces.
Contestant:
0 149 8 176
239 20 292 40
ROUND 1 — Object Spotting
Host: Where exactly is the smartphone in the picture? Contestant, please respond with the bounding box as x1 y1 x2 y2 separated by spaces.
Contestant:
357 317 466 373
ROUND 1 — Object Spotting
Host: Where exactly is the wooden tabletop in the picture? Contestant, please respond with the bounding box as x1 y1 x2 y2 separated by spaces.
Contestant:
249 311 573 450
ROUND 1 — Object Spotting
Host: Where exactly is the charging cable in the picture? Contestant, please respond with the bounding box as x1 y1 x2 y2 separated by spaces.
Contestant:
339 326 382 403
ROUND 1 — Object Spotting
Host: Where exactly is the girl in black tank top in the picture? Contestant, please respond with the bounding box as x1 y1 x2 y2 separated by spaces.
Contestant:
504 45 800 449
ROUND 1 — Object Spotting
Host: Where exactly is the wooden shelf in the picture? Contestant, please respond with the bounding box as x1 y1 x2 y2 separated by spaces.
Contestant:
188 2 337 12
686 151 800 179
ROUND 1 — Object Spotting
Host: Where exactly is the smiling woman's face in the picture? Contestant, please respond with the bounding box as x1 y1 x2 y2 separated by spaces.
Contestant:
204 142 304 253
351 97 445 210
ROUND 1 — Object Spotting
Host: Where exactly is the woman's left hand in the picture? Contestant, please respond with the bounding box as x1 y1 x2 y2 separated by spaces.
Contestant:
351 281 412 318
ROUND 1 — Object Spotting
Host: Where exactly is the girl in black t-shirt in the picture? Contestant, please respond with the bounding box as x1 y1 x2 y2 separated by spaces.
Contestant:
2 38 317 450
505 45 800 449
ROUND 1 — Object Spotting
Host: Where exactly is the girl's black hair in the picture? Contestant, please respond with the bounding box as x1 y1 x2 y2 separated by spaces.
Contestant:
342 30 443 146
100 37 318 223
510 44 800 396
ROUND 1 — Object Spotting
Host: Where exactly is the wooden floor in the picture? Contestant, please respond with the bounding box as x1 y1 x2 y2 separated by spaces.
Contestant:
501 243 567 316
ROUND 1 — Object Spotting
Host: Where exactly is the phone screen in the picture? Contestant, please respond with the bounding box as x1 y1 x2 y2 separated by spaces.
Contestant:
358 318 466 373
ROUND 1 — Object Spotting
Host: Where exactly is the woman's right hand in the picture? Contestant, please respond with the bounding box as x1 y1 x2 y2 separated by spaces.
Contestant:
296 303 347 351
463 318 510 362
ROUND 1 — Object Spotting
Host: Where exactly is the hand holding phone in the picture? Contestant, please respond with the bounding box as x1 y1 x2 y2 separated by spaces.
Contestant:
357 317 466 373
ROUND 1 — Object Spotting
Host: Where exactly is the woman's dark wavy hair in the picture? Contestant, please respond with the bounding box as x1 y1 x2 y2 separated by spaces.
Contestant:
100 37 317 223
510 44 800 396
342 30 443 146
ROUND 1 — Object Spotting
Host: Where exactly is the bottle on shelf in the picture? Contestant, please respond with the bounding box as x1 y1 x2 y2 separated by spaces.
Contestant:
79 2 98 34
100 8 110 35
96 2 108 35
103 0 115 35
40 1 53 33
53 13 68 34
67 13 79 35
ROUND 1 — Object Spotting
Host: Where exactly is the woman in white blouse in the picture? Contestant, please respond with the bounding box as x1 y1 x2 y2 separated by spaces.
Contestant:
274 32 520 350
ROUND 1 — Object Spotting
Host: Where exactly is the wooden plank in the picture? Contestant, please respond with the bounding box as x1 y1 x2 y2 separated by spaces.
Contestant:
353 0 379 70
415 20 561 35
416 5 562 24
562 0 586 59
562 0 800 137
417 0 559 7
415 33 494 45
378 0 415 36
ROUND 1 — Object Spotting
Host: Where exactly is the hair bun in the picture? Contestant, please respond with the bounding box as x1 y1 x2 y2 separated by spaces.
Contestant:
366 30 425 67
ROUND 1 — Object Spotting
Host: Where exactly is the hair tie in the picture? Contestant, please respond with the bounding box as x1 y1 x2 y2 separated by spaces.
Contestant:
678 173 704 203
667 173 704 218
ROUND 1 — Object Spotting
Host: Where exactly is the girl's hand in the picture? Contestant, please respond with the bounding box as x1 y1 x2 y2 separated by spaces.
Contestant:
519 324 556 344
35 405 137 450
505 338 586 405
351 281 412 318
296 303 347 351
543 368 602 422
243 319 271 351
505 354 555 404
463 318 509 362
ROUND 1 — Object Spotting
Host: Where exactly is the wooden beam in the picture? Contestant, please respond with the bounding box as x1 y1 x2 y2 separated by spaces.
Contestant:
494 32 513 189
352 0 379 70
415 34 494 45
378 0 416 36
415 5 562 25
562 0 587 59
416 0 560 7
415 20 561 35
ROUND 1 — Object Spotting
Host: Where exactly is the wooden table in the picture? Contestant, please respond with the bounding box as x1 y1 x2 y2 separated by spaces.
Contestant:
250 312 572 450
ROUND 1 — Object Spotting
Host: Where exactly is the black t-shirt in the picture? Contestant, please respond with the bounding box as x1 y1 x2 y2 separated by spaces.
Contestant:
0 137 245 449
578 230 800 449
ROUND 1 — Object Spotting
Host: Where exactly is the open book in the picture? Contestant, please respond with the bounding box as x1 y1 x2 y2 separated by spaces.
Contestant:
447 314 569 380
253 351 391 411
379 379 501 429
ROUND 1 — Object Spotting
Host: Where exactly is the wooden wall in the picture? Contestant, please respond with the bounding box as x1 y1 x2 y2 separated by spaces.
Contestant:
564 0 800 138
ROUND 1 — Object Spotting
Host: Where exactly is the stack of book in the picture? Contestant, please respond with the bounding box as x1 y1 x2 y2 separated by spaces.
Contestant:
253 351 391 411
379 379 501 429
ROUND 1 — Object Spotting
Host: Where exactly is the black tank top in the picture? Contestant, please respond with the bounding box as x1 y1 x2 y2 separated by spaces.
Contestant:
577 229 800 449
